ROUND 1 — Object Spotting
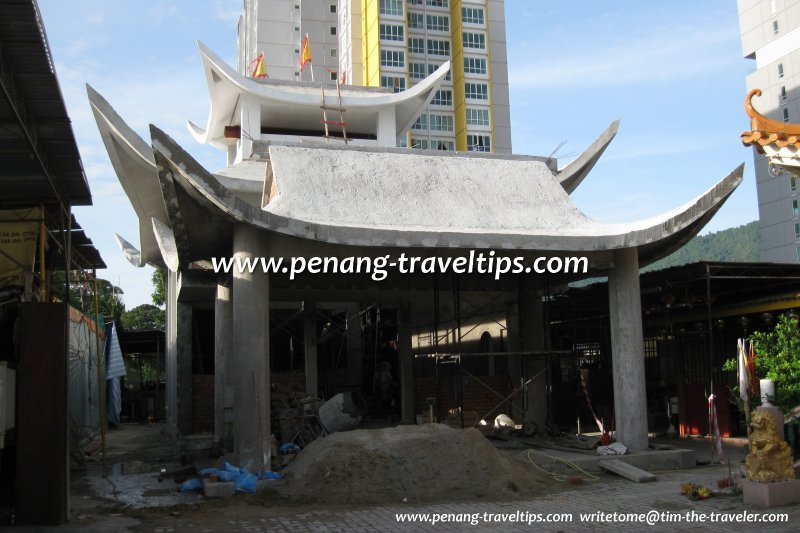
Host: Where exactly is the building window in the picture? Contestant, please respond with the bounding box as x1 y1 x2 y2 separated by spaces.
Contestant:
431 139 455 151
464 82 489 100
295 26 300 31
429 114 454 131
330 3 337 13
380 23 404 41
792 175 797 191
467 134 491 152
380 49 405 68
409 62 426 79
408 37 425 54
463 32 486 49
379 0 403 16
428 62 451 80
408 12 424 29
794 199 799 216
462 7 485 25
427 0 448 6
784 108 790 122
412 113 428 130
330 26 337 36
782 85 787 100
774 20 780 33
430 89 453 106
411 137 429 149
779 63 785 77
330 48 337 57
464 56 487 75
381 75 406 92
795 222 800 239
426 14 449 32
396 136 408 148
466 107 490 126
330 71 337 81
427 39 450 56
294 4 300 9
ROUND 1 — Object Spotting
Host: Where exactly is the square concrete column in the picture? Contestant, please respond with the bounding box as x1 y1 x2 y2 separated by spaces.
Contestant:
214 276 233 451
165 269 179 436
176 300 193 436
504 301 524 422
520 287 547 427
398 303 414 423
304 301 318 397
608 247 649 452
232 224 270 472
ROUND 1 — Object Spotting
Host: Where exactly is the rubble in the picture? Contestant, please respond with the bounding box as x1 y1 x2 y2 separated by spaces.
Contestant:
277 424 551 504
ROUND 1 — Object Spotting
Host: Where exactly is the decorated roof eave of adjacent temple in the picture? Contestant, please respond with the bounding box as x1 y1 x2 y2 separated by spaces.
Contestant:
742 88 800 154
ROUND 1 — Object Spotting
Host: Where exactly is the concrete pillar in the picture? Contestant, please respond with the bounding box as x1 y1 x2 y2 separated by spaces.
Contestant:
304 301 318 396
377 106 397 146
232 224 270 472
214 276 233 451
175 277 193 436
165 269 179 437
346 303 363 387
608 247 649 452
398 303 414 423
520 287 547 427
504 301 523 422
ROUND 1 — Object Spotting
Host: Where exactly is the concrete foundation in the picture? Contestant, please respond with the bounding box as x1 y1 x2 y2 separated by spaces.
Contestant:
232 224 270 472
608 247 648 452
742 478 800 507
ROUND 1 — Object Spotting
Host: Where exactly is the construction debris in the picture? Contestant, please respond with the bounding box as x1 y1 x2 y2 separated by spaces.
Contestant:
278 424 551 503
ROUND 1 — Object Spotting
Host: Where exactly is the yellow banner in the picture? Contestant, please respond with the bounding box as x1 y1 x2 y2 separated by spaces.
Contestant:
0 207 42 286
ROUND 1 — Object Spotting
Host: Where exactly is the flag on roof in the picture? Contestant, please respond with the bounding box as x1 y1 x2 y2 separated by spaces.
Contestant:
251 52 267 78
300 35 312 70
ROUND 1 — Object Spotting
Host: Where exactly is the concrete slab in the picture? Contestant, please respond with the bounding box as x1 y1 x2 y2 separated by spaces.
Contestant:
202 479 235 498
599 459 656 482
742 478 800 508
524 447 696 478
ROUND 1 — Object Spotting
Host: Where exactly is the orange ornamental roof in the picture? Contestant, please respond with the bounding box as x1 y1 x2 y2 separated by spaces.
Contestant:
741 88 800 152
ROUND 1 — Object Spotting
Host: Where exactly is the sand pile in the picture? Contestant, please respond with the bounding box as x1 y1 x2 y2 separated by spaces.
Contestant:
278 424 550 503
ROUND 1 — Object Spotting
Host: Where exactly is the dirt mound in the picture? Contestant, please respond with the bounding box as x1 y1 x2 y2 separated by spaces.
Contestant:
278 424 551 503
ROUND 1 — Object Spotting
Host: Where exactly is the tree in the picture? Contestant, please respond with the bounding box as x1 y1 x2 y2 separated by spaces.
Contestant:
151 268 166 306
122 303 165 331
749 315 800 414
51 271 125 321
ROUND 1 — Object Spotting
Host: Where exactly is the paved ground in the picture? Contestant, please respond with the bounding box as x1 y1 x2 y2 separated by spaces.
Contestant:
18 424 800 532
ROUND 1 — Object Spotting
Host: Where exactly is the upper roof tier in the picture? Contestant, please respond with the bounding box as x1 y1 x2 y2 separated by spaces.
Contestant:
187 42 450 149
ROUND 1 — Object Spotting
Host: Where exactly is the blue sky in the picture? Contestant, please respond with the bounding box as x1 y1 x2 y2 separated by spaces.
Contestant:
37 0 756 309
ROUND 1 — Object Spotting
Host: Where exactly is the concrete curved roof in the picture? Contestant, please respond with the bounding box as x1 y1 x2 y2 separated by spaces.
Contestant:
87 84 168 268
188 42 450 149
150 125 743 262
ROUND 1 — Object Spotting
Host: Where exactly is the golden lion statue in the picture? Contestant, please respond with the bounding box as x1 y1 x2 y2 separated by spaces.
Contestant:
745 409 796 483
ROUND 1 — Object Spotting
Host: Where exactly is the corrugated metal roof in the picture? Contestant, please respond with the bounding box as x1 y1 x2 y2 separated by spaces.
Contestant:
0 0 92 207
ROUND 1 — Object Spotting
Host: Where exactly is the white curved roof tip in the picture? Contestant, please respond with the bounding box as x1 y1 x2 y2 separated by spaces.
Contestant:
150 125 744 263
87 84 168 269
557 120 620 194
189 41 450 148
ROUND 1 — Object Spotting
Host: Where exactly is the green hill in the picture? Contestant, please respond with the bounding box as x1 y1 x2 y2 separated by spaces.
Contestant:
646 221 760 272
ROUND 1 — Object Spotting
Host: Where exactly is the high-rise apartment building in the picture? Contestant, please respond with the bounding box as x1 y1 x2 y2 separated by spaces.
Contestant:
237 0 340 83
339 0 511 153
237 0 512 154
739 0 800 262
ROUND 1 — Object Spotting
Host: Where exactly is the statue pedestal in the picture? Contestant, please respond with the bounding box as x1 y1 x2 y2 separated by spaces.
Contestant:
742 478 800 507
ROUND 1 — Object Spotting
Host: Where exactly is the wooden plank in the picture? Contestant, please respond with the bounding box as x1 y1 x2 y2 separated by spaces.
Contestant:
599 459 656 482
